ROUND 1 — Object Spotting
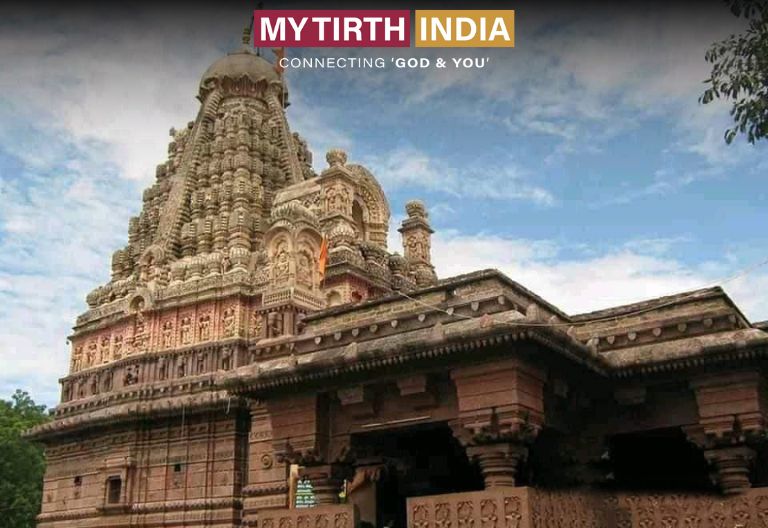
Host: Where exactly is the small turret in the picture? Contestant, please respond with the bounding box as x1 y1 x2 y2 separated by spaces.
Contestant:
399 200 437 287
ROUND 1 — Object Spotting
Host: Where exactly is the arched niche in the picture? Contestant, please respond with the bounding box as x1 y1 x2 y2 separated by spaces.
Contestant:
353 199 367 241
349 164 391 248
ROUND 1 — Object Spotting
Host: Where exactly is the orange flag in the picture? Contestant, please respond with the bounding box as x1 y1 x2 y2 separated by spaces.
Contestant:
318 236 329 283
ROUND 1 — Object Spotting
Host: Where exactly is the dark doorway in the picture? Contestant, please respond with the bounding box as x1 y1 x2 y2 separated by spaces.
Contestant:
609 427 715 492
352 423 483 528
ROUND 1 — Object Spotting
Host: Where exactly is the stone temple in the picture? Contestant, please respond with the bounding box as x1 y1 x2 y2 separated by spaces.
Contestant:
28 39 768 528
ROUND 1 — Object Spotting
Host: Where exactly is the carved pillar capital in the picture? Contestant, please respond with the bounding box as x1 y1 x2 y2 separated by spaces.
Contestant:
704 445 755 495
684 424 757 495
686 372 768 494
466 442 528 488
450 359 546 490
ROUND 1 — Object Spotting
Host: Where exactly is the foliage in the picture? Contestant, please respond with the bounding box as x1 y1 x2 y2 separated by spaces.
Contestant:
0 390 49 528
701 0 768 143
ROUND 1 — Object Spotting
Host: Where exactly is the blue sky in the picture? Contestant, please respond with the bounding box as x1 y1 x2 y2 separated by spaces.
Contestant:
1 2 767 407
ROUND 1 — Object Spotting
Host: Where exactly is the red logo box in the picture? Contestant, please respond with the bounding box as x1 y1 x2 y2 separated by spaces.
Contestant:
253 10 411 47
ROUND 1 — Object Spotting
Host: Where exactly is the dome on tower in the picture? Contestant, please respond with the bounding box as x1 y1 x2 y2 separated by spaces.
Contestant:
199 45 280 96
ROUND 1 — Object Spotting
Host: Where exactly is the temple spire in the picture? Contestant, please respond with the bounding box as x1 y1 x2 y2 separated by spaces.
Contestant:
252 2 264 56
242 14 254 45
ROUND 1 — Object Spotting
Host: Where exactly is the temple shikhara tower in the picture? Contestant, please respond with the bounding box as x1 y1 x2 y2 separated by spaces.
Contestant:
28 37 768 528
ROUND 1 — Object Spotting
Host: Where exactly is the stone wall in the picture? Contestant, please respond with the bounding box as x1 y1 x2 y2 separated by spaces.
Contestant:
407 487 768 528
37 410 247 527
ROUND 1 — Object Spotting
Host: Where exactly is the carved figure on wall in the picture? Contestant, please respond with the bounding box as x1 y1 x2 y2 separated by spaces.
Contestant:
268 312 284 339
135 312 146 335
180 316 193 345
158 359 168 381
273 240 290 284
90 375 99 395
325 183 351 214
251 312 264 340
139 255 156 283
177 359 186 378
221 348 232 370
222 308 237 337
102 371 113 392
132 311 148 354
100 336 111 364
297 250 314 289
86 342 97 367
199 314 212 341
124 365 138 386
162 320 174 348
132 296 146 313
113 336 123 360
405 232 429 262
196 353 205 374
72 346 83 371
134 334 148 354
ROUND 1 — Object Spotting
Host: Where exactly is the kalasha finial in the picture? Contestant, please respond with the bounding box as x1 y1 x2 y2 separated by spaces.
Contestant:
326 148 348 168
242 17 254 45
405 199 427 219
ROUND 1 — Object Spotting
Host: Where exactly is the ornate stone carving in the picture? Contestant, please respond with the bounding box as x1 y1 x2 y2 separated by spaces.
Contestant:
273 240 291 284
222 307 237 338
297 249 314 289
252 312 264 340
198 314 212 342
112 336 123 360
268 312 284 339
180 316 193 345
162 320 174 348
123 365 138 386
468 443 529 488
325 183 351 214
86 342 97 367
404 231 430 262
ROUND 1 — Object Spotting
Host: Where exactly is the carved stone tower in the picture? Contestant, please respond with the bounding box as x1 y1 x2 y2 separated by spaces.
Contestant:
398 200 437 287
63 40 439 385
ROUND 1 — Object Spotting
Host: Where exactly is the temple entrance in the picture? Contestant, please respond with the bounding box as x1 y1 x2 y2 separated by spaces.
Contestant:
350 423 484 528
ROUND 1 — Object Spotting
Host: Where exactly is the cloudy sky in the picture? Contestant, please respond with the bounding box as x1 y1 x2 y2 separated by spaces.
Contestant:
1 1 766 407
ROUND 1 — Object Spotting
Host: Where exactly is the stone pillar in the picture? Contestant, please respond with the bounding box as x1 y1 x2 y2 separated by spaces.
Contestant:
451 358 546 489
346 461 385 527
467 442 528 488
686 372 768 495
299 463 348 504
704 445 755 495
269 393 352 508
241 401 290 526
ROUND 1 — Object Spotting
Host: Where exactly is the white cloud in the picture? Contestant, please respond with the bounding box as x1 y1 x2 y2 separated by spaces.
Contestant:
365 146 555 205
329 2 755 172
0 134 138 407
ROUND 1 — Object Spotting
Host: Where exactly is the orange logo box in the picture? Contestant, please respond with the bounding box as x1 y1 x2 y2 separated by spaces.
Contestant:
415 10 515 48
